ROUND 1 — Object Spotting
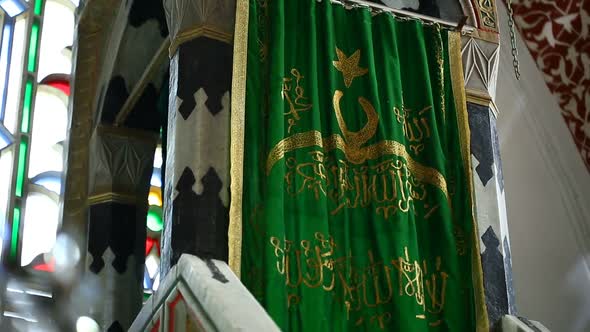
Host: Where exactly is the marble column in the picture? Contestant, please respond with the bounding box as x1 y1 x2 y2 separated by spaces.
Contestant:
460 12 517 328
85 126 158 331
159 0 236 277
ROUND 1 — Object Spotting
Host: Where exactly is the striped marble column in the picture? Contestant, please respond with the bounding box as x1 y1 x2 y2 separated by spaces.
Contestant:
461 27 517 329
160 0 236 277
85 126 158 331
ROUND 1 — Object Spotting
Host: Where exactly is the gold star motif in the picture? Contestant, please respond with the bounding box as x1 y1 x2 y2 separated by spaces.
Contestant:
332 47 368 88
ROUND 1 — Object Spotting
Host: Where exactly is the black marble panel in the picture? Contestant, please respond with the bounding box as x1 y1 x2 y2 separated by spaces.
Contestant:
468 102 494 186
162 167 229 274
176 37 233 119
87 202 145 280
481 226 508 328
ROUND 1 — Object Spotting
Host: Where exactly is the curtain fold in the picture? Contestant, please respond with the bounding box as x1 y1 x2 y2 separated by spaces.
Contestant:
231 0 487 330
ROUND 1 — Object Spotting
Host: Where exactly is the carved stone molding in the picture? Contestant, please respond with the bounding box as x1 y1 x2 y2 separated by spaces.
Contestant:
164 0 236 55
471 0 499 32
88 125 158 199
462 36 500 102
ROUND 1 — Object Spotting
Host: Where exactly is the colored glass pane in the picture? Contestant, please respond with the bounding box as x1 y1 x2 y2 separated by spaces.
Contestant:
42 78 69 95
31 171 61 194
4 16 26 134
154 146 162 168
28 86 66 179
0 22 13 120
27 20 39 73
10 205 20 261
148 189 162 207
20 78 33 133
32 258 54 272
1 0 28 17
20 192 58 266
145 252 159 278
15 136 27 197
150 168 161 187
34 0 43 16
0 148 13 259
37 0 74 81
0 125 13 150
146 205 163 232
145 237 158 256
0 147 12 219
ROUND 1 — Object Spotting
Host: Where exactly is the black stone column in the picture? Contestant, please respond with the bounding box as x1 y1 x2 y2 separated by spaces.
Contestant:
160 0 236 277
85 126 157 331
467 101 516 328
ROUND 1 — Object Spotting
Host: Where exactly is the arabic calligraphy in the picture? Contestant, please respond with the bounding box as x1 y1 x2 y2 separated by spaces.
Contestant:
270 233 449 329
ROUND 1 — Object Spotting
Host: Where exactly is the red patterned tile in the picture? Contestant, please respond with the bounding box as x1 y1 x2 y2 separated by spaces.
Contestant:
508 0 590 171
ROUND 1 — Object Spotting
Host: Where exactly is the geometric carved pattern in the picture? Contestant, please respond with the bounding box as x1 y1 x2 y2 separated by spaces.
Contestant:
89 127 157 197
462 37 500 99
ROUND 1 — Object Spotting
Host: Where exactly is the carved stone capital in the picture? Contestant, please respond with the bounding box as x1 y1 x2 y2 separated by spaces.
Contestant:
462 36 500 107
88 125 158 202
164 0 236 55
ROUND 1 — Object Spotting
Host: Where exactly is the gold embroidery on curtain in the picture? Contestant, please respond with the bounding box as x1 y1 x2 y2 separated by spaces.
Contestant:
266 129 449 203
434 24 446 122
229 0 250 277
282 68 313 134
270 233 450 326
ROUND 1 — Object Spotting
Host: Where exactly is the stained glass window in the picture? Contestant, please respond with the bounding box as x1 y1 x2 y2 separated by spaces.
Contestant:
144 145 163 296
0 0 78 273
0 0 163 310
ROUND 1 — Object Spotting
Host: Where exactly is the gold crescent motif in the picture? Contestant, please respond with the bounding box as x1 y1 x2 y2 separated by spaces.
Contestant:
266 91 449 201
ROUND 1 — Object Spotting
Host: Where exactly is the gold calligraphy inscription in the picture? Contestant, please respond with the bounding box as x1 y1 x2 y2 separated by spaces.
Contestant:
284 151 427 219
393 105 432 155
267 89 449 202
270 233 448 329
282 68 313 133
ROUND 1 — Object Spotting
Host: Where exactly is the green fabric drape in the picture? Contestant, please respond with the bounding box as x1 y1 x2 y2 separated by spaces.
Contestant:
237 1 483 330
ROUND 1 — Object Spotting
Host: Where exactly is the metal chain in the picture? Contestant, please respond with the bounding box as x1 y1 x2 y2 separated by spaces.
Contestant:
507 0 521 80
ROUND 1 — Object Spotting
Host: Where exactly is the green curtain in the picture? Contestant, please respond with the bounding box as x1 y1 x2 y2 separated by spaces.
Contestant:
234 0 485 331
